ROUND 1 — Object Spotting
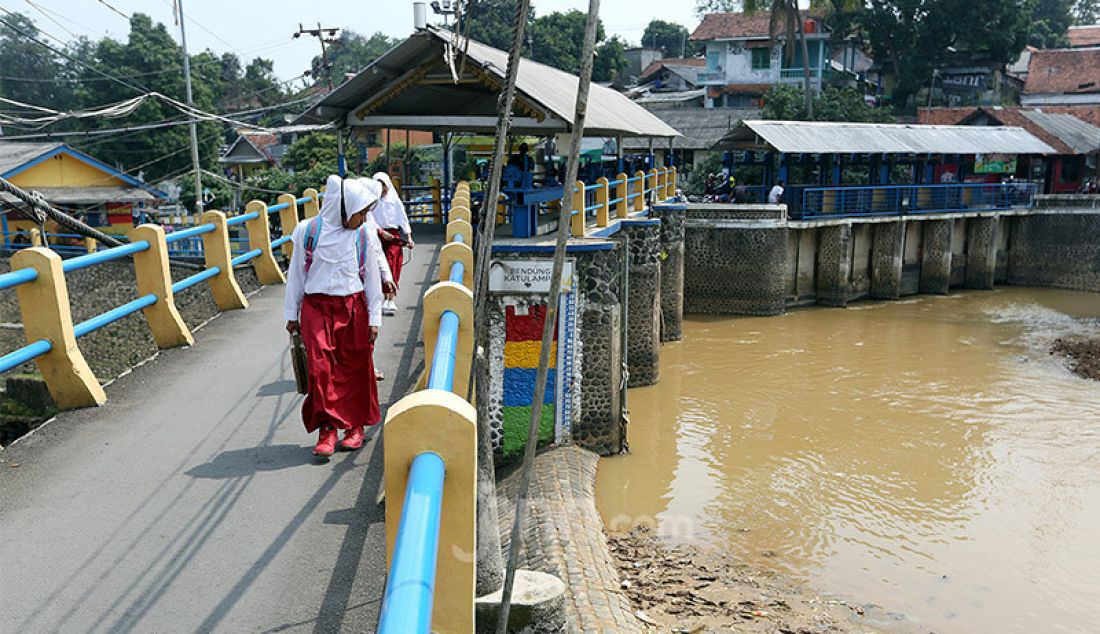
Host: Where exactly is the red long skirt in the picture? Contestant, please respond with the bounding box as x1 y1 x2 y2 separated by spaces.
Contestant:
299 293 379 433
382 228 404 287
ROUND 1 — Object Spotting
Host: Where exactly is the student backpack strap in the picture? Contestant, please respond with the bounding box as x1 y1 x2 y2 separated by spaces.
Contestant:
303 216 323 274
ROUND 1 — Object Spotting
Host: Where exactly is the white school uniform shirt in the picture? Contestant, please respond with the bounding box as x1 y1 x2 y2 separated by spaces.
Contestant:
365 214 393 284
371 173 413 234
768 185 784 204
283 176 384 325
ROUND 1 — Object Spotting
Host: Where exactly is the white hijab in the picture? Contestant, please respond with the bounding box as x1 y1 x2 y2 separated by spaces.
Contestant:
313 174 380 264
373 172 401 204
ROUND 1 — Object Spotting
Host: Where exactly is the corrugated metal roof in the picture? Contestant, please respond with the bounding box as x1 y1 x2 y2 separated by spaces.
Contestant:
0 142 63 175
293 27 680 138
1 185 156 205
717 120 1058 154
1019 110 1100 154
624 108 756 150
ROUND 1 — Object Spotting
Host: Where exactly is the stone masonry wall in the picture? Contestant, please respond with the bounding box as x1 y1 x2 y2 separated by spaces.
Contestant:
653 205 685 342
919 219 953 295
683 213 787 316
815 224 852 307
619 221 661 387
964 216 998 290
573 247 624 455
870 221 905 300
1008 212 1100 292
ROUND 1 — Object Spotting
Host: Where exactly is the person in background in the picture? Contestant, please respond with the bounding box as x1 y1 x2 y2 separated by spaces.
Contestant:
284 175 385 458
768 180 785 204
508 143 532 171
371 172 414 316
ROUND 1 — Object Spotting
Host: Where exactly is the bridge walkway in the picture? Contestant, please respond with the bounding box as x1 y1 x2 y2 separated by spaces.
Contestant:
0 230 443 633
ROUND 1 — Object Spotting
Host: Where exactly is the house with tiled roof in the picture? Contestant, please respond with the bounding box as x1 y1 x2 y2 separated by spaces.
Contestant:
637 57 707 92
918 105 1100 192
1022 47 1100 107
1068 24 1100 48
688 12 832 108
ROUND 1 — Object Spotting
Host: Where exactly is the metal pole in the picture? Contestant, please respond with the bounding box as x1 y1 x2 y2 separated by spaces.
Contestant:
496 0 601 631
177 0 203 216
337 130 347 177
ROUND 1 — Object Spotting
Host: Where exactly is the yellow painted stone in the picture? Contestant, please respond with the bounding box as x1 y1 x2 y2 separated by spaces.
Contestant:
244 200 286 285
422 281 474 400
129 224 193 348
504 340 557 369
200 210 248 311
276 193 298 258
439 242 474 289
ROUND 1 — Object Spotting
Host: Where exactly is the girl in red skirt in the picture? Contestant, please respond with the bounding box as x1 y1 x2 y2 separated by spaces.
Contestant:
284 175 386 457
371 172 414 316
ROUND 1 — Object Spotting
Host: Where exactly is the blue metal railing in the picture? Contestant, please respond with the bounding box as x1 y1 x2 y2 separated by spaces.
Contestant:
225 211 259 227
797 182 1039 220
63 241 149 273
377 451 445 634
172 266 221 294
73 294 157 338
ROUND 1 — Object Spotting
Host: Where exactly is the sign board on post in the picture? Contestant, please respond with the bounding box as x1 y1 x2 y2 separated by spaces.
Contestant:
489 259 575 294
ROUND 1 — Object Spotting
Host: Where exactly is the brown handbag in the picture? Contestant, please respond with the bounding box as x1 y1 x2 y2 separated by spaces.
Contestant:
289 331 309 395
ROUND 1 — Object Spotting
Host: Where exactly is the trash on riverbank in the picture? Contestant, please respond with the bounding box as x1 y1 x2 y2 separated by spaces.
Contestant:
608 526 923 633
1051 336 1100 380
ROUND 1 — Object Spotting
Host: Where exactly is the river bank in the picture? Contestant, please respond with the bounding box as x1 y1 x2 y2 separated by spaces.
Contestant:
1051 336 1100 380
609 527 922 634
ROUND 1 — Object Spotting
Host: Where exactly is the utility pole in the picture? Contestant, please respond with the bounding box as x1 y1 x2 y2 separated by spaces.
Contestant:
294 23 340 90
176 0 203 215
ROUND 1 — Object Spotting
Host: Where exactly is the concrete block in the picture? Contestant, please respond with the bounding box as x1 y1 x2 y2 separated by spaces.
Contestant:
870 221 905 300
919 219 953 295
816 224 852 307
475 569 566 633
965 216 998 290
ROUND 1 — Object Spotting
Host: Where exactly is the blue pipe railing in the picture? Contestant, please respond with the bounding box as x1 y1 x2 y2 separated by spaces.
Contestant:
377 451 445 634
231 249 262 266
796 182 1039 220
427 311 460 392
172 266 221 294
62 241 149 273
267 201 289 214
73 294 157 338
0 267 38 291
225 211 259 227
271 235 292 249
165 223 215 243
0 339 53 374
449 260 465 284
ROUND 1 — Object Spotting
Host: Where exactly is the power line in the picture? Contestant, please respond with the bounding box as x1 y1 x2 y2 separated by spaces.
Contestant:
23 0 78 38
293 23 340 90
94 0 130 21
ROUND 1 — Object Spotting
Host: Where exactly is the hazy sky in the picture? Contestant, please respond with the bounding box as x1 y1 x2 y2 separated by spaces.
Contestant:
3 0 702 83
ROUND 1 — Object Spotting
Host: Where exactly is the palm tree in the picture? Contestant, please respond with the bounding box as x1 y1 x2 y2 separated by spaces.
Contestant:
741 0 816 117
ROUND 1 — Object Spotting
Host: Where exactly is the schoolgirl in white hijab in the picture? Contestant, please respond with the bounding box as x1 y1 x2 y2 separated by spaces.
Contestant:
371 172 414 315
284 174 386 457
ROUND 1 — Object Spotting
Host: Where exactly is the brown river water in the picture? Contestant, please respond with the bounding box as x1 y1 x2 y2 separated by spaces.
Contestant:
595 288 1100 634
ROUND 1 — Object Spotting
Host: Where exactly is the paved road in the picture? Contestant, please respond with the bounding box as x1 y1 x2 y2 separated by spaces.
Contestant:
0 230 441 633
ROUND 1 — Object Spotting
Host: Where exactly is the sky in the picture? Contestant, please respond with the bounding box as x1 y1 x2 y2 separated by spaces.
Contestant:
3 0 703 84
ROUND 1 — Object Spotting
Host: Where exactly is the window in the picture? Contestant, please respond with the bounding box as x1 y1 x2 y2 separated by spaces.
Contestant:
706 50 721 70
751 48 770 71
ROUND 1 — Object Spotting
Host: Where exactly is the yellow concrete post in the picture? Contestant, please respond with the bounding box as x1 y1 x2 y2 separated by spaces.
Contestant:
201 210 248 311
633 170 646 212
449 206 471 224
571 180 585 237
244 200 286 285
615 173 629 218
431 177 443 224
384 390 476 634
647 168 659 206
392 176 403 201
446 218 473 245
129 224 194 349
84 237 97 253
12 248 106 408
656 168 665 200
596 176 610 227
277 193 298 258
668 167 678 198
29 227 42 247
302 188 320 219
422 281 474 399
439 242 474 289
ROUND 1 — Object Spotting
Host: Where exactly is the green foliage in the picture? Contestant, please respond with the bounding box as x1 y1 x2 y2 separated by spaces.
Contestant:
687 152 724 196
594 36 629 83
282 133 339 173
762 85 895 122
463 0 535 51
1029 0 1074 48
1074 0 1100 23
528 10 607 73
311 30 400 86
641 20 701 57
366 143 428 185
0 13 75 111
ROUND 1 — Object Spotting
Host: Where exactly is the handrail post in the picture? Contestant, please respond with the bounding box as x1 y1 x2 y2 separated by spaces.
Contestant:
446 219 473 245
29 227 42 247
302 188 320 219
571 180 585 236
383 390 476 634
431 177 443 224
244 200 286 285
647 168 659 206
12 247 106 408
84 237 97 253
130 224 194 348
422 281 474 399
449 205 471 225
667 166 677 198
596 176 610 227
439 242 474 289
277 193 299 258
200 210 248 310
633 170 646 212
616 172 629 218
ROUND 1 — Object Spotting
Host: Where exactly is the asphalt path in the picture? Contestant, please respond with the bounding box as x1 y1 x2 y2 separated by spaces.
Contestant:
0 229 441 633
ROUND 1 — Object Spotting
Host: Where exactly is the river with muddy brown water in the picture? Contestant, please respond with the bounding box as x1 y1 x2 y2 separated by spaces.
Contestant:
596 288 1100 633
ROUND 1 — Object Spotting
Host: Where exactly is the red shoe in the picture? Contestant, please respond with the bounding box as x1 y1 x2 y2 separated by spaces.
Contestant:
339 426 365 451
313 425 338 457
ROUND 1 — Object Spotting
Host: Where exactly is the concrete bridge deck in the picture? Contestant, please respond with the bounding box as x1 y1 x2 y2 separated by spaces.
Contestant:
0 231 442 633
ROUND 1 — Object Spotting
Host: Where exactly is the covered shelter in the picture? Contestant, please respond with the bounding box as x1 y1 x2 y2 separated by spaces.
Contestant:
293 25 679 236
711 120 1057 218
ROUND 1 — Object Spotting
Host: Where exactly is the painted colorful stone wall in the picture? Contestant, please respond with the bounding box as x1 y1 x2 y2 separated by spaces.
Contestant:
501 303 557 458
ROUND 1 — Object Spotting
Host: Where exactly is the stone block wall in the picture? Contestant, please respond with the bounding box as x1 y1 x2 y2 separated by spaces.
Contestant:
653 205 684 342
964 216 998 290
619 221 661 387
870 221 905 300
573 247 624 455
816 224 852 307
683 215 787 316
1008 212 1100 292
919 219 953 295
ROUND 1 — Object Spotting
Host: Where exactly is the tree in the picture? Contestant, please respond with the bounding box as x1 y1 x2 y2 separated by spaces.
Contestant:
641 20 699 57
282 133 339 173
528 11 606 73
463 0 535 51
1029 0 1073 48
762 84 895 122
0 12 76 115
594 36 629 83
1073 0 1100 23
312 30 400 85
